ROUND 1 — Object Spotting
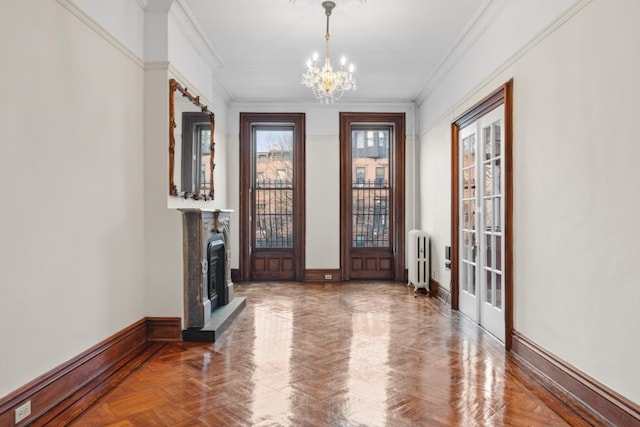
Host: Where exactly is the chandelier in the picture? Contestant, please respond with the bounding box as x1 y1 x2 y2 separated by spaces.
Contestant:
301 1 357 103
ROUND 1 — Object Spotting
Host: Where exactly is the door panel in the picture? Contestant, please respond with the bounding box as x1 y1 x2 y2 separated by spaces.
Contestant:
251 251 295 281
478 107 505 341
251 126 295 280
239 113 305 282
340 113 405 282
350 126 393 279
459 125 479 322
350 251 394 280
458 105 505 341
452 81 513 348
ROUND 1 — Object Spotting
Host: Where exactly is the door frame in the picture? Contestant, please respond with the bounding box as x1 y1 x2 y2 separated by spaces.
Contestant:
451 80 513 349
339 112 406 282
239 112 306 282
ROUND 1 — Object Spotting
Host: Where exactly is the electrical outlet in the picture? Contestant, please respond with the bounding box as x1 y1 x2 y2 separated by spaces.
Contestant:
15 400 31 424
324 274 332 280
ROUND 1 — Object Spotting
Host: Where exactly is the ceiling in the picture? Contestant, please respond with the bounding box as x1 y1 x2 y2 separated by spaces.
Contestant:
181 0 492 103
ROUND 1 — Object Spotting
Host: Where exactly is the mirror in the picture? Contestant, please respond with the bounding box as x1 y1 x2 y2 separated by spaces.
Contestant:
169 78 215 200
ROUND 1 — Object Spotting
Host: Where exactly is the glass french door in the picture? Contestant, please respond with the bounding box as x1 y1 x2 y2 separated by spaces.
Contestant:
339 113 405 282
249 125 297 281
458 105 505 341
349 126 393 279
239 113 305 282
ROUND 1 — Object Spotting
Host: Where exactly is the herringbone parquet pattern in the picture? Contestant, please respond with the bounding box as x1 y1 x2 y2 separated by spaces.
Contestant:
68 282 602 426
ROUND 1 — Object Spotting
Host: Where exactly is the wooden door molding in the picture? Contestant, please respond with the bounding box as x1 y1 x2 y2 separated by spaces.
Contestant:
451 80 513 349
339 112 406 282
239 112 306 282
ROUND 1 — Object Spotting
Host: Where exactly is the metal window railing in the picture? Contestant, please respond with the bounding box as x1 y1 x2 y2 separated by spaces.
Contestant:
254 179 293 248
352 179 390 247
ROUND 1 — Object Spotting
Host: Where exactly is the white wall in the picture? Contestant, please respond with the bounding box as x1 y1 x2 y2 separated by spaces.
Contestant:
143 66 184 318
418 0 640 404
0 0 146 398
227 101 416 270
418 120 451 287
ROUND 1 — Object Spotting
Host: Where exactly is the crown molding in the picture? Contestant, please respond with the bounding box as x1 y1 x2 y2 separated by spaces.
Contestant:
55 0 144 69
171 0 225 69
229 98 415 110
413 0 504 104
418 0 593 135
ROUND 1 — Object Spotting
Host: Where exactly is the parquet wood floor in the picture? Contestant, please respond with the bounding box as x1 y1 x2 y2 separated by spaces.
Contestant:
67 282 606 426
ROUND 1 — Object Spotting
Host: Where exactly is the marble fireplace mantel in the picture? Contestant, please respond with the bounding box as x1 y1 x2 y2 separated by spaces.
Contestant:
179 208 245 341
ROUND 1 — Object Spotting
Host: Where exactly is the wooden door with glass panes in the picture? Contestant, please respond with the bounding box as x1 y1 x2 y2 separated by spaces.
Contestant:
340 113 405 282
239 113 306 282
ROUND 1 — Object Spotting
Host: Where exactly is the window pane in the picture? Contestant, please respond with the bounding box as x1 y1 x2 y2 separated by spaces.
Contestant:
470 265 476 295
494 196 502 233
495 272 502 308
467 134 476 167
484 198 493 230
495 233 502 271
493 121 501 158
483 126 491 160
461 263 468 292
494 159 501 195
198 127 212 192
351 127 391 248
200 128 211 155
485 234 493 269
470 199 476 231
354 131 364 149
462 169 470 198
463 134 476 167
485 270 493 303
463 201 470 229
484 163 492 197
254 128 294 248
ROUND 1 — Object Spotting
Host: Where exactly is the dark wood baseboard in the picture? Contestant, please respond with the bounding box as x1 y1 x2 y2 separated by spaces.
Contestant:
0 317 179 426
147 317 182 341
304 269 343 282
33 342 166 427
233 268 344 282
511 331 640 426
429 277 450 304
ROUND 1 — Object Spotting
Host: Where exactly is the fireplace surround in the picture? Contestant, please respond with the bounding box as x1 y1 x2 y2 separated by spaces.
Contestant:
180 209 245 341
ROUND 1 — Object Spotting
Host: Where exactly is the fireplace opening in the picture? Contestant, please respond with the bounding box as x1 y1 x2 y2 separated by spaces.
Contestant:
207 235 227 308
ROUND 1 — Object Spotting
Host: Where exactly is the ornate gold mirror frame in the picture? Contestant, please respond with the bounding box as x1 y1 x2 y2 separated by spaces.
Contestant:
169 78 215 200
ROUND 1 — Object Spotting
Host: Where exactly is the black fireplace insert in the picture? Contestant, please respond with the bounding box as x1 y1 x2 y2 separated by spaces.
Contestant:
207 235 227 308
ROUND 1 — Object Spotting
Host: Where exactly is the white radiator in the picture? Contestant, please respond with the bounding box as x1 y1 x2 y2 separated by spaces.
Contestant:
407 230 429 291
